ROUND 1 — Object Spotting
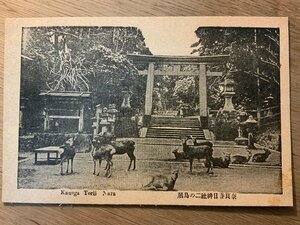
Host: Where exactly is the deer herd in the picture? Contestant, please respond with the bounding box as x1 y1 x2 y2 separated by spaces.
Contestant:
59 134 272 191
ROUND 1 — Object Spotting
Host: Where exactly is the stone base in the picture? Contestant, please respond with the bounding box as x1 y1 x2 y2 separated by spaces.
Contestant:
200 116 208 128
235 137 248 146
143 115 151 127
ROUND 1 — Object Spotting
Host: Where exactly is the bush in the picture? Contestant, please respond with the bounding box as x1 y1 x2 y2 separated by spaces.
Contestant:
19 133 92 152
214 114 239 141
256 123 281 151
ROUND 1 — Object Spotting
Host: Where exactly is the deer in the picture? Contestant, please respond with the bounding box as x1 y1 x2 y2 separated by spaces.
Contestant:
231 150 252 164
211 152 231 168
172 149 187 161
142 169 179 191
173 148 231 169
60 137 76 175
99 132 136 171
91 135 115 177
251 149 271 162
182 136 214 174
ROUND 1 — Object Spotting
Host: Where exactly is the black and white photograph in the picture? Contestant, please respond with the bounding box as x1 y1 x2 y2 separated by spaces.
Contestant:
3 17 292 206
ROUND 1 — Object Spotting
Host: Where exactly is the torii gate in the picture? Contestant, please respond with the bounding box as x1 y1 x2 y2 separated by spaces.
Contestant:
127 54 229 128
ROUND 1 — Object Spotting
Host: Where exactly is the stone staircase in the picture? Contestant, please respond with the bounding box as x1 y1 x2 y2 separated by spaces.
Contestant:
145 117 205 139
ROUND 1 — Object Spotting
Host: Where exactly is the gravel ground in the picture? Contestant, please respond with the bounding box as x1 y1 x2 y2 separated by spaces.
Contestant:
18 139 282 193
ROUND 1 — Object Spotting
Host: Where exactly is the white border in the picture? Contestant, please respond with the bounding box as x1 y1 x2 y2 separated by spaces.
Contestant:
2 17 292 206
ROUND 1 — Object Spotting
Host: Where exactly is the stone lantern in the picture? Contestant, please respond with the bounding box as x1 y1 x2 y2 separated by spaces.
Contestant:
234 116 248 146
99 107 110 134
121 90 132 108
19 97 28 135
221 73 235 113
120 90 134 117
243 115 258 149
107 104 118 134
265 94 274 117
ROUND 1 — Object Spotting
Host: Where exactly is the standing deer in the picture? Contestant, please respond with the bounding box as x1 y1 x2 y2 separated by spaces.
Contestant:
91 136 115 177
110 140 136 171
60 137 76 175
182 137 214 174
99 132 136 171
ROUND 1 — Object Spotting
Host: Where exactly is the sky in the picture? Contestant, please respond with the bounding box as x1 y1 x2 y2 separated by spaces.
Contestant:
137 23 200 56
77 17 205 56
22 17 204 56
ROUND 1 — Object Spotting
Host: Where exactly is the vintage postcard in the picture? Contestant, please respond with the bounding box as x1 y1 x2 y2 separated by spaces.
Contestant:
2 17 292 206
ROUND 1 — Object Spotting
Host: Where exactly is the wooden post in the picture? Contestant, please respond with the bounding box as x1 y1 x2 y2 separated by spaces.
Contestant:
94 105 101 136
257 74 261 128
43 108 49 131
254 28 261 128
47 152 50 164
78 104 84 132
35 152 38 164
199 64 208 127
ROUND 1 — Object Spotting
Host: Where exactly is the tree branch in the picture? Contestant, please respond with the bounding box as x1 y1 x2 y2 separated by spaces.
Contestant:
260 58 280 70
273 77 280 86
264 34 279 46
56 31 81 39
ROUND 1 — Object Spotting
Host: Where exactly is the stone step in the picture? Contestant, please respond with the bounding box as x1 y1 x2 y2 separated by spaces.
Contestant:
151 117 200 128
146 127 205 139
146 116 203 139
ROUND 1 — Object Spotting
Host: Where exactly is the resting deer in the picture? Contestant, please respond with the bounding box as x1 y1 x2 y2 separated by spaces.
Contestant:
142 169 179 191
211 152 231 168
231 150 252 164
172 149 187 161
251 149 271 162
60 137 76 175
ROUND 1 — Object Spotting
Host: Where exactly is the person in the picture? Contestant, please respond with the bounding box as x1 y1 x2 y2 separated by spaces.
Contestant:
178 101 184 118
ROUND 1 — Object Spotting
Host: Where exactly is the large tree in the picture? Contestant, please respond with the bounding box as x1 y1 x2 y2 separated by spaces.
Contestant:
191 27 280 110
21 26 151 108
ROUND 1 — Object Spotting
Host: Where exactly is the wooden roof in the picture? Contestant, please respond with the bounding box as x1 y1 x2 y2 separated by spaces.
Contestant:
40 91 92 98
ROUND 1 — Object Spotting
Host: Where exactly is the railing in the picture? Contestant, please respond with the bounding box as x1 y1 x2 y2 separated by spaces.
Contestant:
259 106 280 127
208 105 280 128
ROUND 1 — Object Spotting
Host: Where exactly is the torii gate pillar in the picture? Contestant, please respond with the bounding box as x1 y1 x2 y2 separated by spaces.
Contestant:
199 64 208 127
143 62 154 126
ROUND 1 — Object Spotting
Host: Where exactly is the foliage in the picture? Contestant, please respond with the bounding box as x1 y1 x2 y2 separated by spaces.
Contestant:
214 113 239 140
191 27 280 109
173 76 197 106
152 75 199 112
256 123 281 151
153 75 178 110
21 26 151 109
